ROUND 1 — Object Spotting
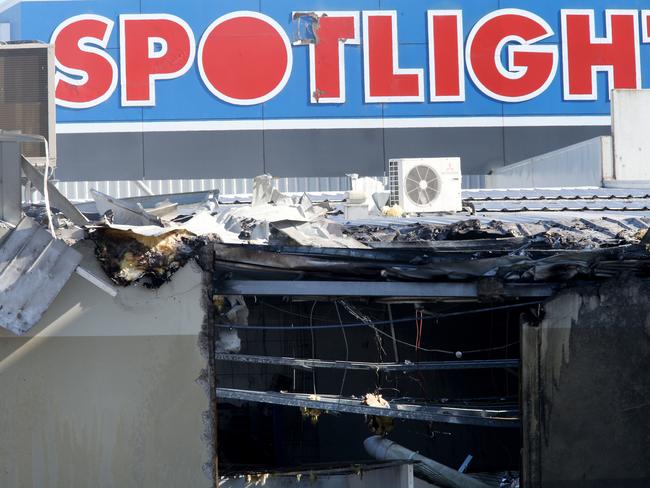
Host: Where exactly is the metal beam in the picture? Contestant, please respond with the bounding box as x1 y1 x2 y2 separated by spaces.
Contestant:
214 353 520 372
216 280 555 298
216 388 520 428
0 141 21 225
21 156 89 227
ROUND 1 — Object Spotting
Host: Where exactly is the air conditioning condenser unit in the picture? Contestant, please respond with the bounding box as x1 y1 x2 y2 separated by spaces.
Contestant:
388 157 462 213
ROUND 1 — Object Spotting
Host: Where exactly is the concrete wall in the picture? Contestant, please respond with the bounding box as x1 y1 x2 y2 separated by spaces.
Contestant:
0 243 211 488
522 279 650 488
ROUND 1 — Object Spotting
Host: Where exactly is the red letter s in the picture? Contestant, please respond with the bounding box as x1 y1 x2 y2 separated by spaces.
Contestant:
51 15 118 109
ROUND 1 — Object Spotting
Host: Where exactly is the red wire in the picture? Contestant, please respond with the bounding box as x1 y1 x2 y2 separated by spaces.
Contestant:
415 311 419 351
415 310 424 350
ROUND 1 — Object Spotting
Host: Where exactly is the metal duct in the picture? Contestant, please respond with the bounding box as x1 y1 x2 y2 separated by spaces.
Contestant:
363 436 491 488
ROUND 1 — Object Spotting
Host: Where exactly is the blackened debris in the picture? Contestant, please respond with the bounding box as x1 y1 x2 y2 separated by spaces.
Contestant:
23 204 75 230
345 217 646 250
345 220 516 244
90 227 205 288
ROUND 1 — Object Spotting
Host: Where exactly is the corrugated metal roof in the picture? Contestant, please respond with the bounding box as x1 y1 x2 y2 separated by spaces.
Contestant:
0 217 82 336
468 199 650 212
463 187 650 200
462 187 650 212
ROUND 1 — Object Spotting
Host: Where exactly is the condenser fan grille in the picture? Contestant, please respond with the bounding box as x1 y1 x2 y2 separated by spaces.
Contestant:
405 165 441 206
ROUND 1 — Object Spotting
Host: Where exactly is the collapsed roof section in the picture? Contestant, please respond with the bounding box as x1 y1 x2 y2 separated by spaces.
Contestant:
4 172 650 333
67 176 650 291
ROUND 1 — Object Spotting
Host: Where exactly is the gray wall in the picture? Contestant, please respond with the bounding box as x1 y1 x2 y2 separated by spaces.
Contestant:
522 280 650 488
0 245 210 488
56 126 611 181
487 136 613 189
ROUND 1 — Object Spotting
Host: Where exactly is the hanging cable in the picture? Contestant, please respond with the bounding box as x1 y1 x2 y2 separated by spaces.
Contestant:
415 308 424 351
256 300 332 323
214 301 544 331
369 324 520 356
34 136 55 237
339 300 387 361
334 301 349 400
309 301 317 395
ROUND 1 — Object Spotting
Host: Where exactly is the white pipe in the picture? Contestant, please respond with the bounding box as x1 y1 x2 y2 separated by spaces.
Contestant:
364 436 491 488
135 180 155 196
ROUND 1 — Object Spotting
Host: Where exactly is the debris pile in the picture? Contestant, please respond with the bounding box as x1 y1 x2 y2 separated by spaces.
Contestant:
345 217 647 249
214 175 367 249
213 295 248 353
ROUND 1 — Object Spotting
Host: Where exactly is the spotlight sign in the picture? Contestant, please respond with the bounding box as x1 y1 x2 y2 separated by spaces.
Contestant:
6 1 650 125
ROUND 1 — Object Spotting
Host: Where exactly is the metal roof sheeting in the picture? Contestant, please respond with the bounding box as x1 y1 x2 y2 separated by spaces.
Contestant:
336 212 650 228
463 187 650 201
0 217 82 335
468 199 650 213
463 187 650 212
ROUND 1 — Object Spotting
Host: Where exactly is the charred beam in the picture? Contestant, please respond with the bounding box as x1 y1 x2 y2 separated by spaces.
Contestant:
214 353 520 372
215 280 556 298
216 388 520 428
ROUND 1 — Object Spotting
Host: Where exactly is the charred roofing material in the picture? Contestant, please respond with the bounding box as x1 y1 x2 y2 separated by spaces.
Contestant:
55 178 650 294
213 228 650 293
90 226 205 288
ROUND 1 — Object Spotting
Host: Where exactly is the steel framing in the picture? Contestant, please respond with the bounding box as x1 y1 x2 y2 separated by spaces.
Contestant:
216 388 519 428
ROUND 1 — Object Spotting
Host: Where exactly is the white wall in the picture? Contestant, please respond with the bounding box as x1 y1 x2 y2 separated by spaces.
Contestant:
0 243 210 488
612 89 650 181
487 137 612 189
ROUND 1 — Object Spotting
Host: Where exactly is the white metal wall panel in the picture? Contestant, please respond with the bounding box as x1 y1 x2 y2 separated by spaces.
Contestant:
24 175 485 204
612 90 650 181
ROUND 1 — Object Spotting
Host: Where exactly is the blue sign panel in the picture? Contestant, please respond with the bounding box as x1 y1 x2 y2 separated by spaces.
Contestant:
0 0 647 130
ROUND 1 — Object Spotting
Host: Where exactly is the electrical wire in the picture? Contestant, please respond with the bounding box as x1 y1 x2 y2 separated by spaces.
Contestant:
257 299 390 322
35 136 55 237
415 309 424 351
309 301 317 395
342 300 388 362
334 301 349 400
255 300 332 323
369 324 520 356
214 301 543 331
218 299 533 357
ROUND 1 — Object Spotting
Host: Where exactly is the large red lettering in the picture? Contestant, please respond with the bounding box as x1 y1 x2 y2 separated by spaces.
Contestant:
293 12 359 104
641 10 650 43
561 10 640 100
466 9 558 102
363 11 424 103
428 10 465 102
120 14 196 106
51 15 117 109
198 12 293 106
